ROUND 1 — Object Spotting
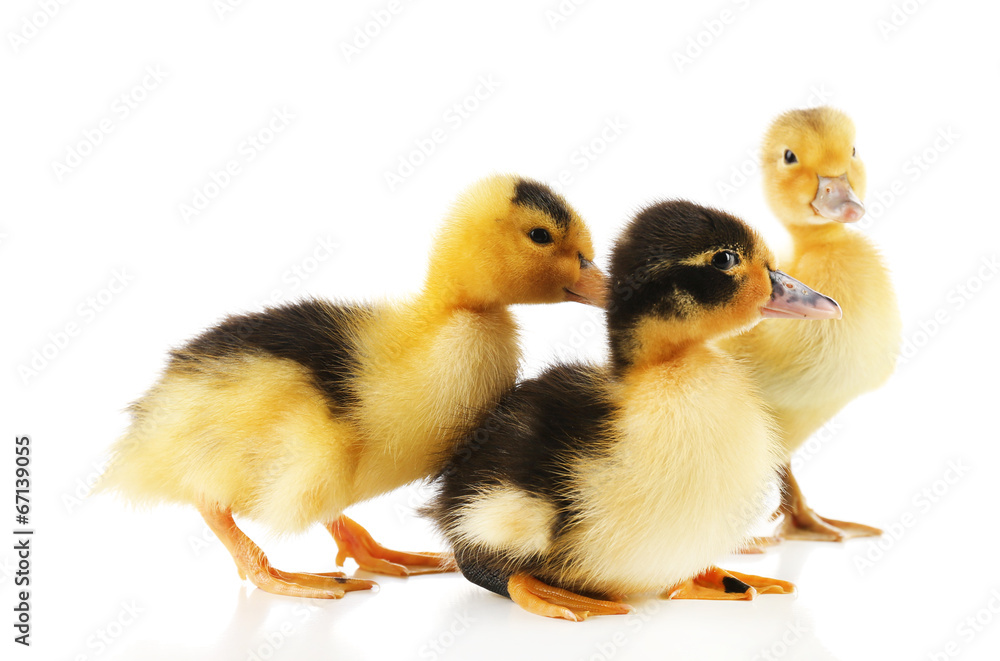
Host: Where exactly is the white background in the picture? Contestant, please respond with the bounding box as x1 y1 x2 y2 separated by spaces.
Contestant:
3 0 999 659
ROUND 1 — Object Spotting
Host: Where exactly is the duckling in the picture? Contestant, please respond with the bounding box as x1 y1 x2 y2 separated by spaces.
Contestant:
724 107 902 542
97 175 606 599
427 200 841 621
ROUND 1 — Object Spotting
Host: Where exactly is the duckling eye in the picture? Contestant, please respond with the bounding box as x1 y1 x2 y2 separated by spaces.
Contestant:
711 250 740 271
529 228 553 244
852 146 857 157
783 149 797 165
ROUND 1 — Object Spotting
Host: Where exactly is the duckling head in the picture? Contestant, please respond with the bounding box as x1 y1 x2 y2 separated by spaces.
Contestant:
761 106 867 226
425 175 606 310
606 200 841 371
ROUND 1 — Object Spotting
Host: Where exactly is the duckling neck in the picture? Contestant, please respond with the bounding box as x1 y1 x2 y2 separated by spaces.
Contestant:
349 284 519 502
611 316 707 375
782 220 885 298
613 339 703 377
416 282 503 316
785 221 851 251
420 262 508 314
627 340 699 373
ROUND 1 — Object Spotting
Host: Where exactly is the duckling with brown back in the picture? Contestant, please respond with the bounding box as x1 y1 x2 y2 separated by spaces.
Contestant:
98 175 606 599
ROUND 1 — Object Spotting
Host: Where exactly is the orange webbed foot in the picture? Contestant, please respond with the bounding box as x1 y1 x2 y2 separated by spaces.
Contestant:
201 505 377 599
329 515 458 577
780 509 883 542
778 465 882 542
664 566 795 601
507 573 632 622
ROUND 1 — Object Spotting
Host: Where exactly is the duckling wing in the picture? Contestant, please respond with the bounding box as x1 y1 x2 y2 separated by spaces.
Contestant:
171 297 375 410
97 298 377 523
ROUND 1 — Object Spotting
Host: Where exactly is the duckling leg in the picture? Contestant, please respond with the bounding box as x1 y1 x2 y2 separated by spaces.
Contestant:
200 504 377 599
507 574 632 622
664 566 795 600
328 515 458 577
736 508 785 553
778 465 883 541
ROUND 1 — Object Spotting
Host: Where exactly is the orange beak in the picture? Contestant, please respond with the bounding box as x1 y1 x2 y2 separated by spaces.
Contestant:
564 259 608 307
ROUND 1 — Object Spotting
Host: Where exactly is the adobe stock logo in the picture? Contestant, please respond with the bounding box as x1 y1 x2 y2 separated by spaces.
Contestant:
51 66 168 182
853 459 970 575
877 0 931 40
179 107 296 223
671 0 756 73
19 269 135 384
339 0 412 63
898 255 998 366
7 0 72 53
383 75 501 192
928 590 1000 661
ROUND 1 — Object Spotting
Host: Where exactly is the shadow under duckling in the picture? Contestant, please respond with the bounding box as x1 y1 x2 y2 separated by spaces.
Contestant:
97 175 607 599
426 200 841 621
724 107 902 542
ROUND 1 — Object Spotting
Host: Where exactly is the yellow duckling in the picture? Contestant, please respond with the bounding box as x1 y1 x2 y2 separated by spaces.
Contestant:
98 175 606 599
427 201 841 621
724 107 902 541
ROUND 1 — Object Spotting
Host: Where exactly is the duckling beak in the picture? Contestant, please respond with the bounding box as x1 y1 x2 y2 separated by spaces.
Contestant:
762 270 842 320
563 259 608 307
812 174 864 223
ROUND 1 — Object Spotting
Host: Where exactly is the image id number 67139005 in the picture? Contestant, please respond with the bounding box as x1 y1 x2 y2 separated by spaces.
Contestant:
14 434 32 646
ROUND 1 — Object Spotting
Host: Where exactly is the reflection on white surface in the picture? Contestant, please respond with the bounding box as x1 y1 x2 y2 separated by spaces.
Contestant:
37 439 1000 661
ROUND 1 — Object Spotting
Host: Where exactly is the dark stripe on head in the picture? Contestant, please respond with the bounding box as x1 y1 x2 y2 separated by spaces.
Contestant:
512 179 573 229
605 200 760 371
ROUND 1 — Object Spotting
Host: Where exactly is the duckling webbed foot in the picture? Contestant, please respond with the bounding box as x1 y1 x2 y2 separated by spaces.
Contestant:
778 466 882 542
780 508 883 541
329 515 457 577
200 505 376 599
508 574 632 622
664 566 795 601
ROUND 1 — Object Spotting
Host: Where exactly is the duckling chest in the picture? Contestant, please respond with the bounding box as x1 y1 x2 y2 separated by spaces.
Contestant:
747 235 902 405
352 310 520 491
565 357 779 592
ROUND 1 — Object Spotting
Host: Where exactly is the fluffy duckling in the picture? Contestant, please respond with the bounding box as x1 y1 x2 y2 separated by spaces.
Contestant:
427 201 841 621
724 107 902 541
98 175 606 599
